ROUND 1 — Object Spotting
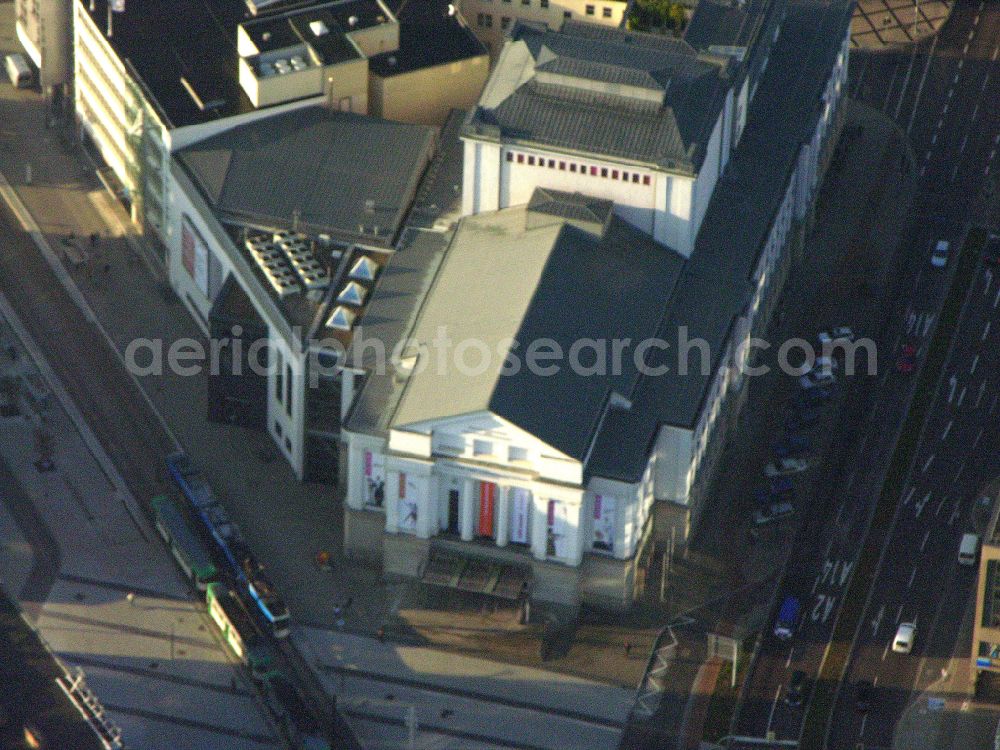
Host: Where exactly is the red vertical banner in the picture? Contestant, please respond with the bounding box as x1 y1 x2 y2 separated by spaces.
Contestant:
398 472 407 499
478 482 496 538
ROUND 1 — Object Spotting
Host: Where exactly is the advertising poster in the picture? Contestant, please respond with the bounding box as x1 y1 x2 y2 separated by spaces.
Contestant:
478 481 496 538
363 450 385 507
546 499 570 559
592 495 616 552
397 472 419 533
509 488 530 544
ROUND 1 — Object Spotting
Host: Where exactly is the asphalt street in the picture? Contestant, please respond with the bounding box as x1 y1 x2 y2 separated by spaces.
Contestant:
732 0 1000 747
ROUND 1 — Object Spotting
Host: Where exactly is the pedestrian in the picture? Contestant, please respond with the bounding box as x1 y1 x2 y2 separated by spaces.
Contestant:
126 592 135 607
624 641 632 658
376 626 385 642
90 232 99 248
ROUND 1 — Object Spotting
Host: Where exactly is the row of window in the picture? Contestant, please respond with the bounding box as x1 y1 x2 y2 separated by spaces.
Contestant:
506 151 653 185
480 0 615 16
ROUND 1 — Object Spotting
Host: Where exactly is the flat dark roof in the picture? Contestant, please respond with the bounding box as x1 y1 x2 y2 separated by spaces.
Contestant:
369 0 485 76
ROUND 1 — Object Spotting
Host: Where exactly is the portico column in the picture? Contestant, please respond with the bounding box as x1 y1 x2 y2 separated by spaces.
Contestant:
461 478 475 541
385 471 400 533
495 486 509 547
531 493 547 561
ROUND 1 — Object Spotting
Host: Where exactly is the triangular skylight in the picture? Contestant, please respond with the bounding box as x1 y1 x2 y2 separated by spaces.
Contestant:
349 256 379 282
337 281 367 306
326 305 356 330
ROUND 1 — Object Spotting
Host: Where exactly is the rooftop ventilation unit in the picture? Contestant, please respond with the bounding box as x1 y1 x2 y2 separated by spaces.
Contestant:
349 256 379 282
309 20 329 36
348 15 358 27
326 305 356 330
337 281 367 306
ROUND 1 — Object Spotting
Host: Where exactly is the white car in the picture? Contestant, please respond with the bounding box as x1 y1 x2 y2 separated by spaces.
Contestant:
817 327 855 348
931 239 949 268
765 457 810 477
892 622 916 654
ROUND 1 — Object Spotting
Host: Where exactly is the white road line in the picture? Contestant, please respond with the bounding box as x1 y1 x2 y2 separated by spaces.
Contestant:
904 486 916 505
951 162 961 182
916 491 930 517
974 427 984 450
983 320 992 341
964 43 970 55
785 647 794 669
932 132 938 145
994 45 1000 62
969 28 975 41
950 505 961 526
936 497 946 516
956 461 966 484
922 454 935 473
835 501 846 525
991 149 997 162
994 286 1000 309
767 685 782 733
920 164 927 177
921 530 930 552
975 380 987 408
908 567 917 588
860 713 868 735
943 102 950 115
948 374 958 403
882 643 890 661
896 605 904 624
942 419 953 440
957 385 967 407
971 104 979 121
971 354 979 375
958 59 965 71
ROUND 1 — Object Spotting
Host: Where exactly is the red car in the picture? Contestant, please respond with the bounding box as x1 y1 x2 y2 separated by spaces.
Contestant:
896 343 917 373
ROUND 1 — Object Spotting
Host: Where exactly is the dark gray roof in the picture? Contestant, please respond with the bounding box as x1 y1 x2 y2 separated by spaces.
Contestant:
585 0 853 483
388 191 686 461
369 0 486 76
176 106 436 246
685 0 788 92
463 22 732 174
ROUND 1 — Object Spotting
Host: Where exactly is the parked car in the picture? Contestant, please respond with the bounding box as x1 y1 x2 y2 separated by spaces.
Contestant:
817 327 855 348
754 500 795 526
773 434 811 459
984 236 1000 265
765 457 810 477
896 343 917 373
793 387 832 410
773 596 801 639
930 239 949 268
892 622 916 654
800 367 836 390
786 407 822 431
855 680 874 712
785 670 807 706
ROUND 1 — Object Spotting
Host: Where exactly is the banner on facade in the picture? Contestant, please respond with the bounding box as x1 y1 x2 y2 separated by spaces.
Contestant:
363 450 385 507
547 499 570 559
398 472 418 532
478 481 496 538
592 494 616 552
509 488 530 544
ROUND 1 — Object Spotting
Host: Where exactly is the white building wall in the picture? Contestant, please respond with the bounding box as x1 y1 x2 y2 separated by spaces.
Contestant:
652 423 693 504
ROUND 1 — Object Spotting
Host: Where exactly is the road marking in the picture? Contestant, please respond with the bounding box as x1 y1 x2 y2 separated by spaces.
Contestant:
994 45 1000 62
921 164 927 177
908 567 917 588
954 70 961 84
994 286 1000 309
896 605 904 624
921 529 930 552
975 380 987 408
971 104 979 121
860 713 868 735
936 497 946 517
942 419 953 440
956 460 966 483
983 320 991 341
785 646 794 669
951 162 961 183
909 35 940 136
964 43 970 55
916 491 930 516
767 685 782 733
923 313 935 337
932 132 938 145
943 102 950 115
973 427 984 449
922 454 934 474
926 149 933 163
873 675 879 686
882 642 890 661
957 385 967 408
948 374 958 402
904 486 916 505
872 603 885 635
812 594 836 624
969 28 975 41
985 268 993 293
991 149 997 163
971 354 979 375
950 505 961 526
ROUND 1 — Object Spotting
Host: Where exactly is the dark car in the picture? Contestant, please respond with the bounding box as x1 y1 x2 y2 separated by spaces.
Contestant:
984 236 1000 265
785 407 822 431
785 670 807 706
774 434 811 459
896 343 917 374
855 680 874 712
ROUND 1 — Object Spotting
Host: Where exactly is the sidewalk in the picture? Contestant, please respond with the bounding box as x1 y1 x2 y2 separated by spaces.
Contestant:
851 0 952 49
0 305 280 749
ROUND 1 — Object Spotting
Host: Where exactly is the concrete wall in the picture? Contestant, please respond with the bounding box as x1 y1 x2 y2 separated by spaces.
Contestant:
369 55 489 126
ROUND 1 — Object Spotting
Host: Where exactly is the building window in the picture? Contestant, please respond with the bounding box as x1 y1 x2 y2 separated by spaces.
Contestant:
570 163 577 173
585 4 594 14
274 350 283 403
548 159 555 168
522 0 529 5
622 171 629 181
612 170 619 179
590 166 598 176
559 161 566 170
285 436 292 451
540 0 548 6
602 6 611 16
600 167 608 178
285 363 292 416
506 152 514 162
501 15 510 28
643 175 652 185
485 13 493 26
528 155 536 166
563 9 571 17
508 446 528 462
517 153 524 163
476 12 483 25
474 439 493 457
632 173 640 183
274 420 283 437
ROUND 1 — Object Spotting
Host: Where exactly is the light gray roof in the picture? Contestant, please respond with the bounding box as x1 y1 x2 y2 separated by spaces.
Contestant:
586 0 853 483
464 22 732 174
176 106 436 247
387 191 685 461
